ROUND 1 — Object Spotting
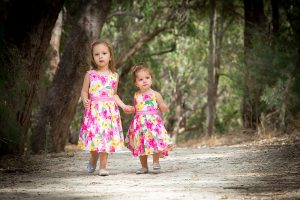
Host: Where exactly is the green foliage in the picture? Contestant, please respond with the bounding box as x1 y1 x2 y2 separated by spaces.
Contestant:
0 104 21 155
290 70 300 113
215 92 242 133
245 33 298 126
70 0 299 145
261 80 285 110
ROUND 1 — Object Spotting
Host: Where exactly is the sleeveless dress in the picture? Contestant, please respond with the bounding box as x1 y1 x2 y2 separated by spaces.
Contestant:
78 70 124 153
125 91 174 157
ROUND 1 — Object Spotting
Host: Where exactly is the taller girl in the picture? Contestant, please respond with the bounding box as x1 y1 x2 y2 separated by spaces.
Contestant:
78 40 133 176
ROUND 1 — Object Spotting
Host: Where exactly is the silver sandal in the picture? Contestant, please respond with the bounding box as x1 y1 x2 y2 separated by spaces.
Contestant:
86 163 96 173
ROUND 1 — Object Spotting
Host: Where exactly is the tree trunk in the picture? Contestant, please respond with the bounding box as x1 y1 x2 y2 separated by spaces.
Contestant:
271 0 279 37
242 0 267 130
170 81 183 144
49 11 64 79
0 0 64 154
31 0 112 153
207 0 217 137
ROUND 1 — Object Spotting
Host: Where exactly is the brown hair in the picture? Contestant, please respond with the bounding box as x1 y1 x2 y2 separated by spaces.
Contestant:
90 39 116 73
131 63 153 82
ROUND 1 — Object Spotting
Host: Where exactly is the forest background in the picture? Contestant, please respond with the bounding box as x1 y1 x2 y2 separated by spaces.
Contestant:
0 0 299 155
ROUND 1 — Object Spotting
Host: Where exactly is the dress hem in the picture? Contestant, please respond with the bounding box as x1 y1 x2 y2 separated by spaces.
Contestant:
79 146 125 153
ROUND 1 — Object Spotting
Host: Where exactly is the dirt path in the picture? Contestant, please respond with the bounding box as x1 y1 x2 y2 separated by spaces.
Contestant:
0 142 299 200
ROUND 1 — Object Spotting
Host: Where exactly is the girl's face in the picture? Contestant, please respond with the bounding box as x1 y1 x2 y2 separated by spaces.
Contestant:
92 44 111 69
135 70 152 92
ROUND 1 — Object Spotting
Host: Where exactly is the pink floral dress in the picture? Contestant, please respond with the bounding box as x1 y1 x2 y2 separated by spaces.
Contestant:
78 70 124 153
125 91 174 157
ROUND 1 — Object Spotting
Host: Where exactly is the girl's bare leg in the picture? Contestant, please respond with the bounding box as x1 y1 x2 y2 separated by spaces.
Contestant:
98 152 109 176
153 153 159 165
90 151 98 166
86 151 98 173
99 152 108 169
135 155 149 174
139 155 148 169
152 153 161 171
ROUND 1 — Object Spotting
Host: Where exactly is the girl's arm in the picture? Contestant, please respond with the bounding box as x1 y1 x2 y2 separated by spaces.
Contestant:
81 73 90 109
154 91 169 112
113 74 135 113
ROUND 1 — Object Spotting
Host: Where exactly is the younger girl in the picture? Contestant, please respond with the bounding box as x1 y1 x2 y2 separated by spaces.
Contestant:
78 40 133 176
125 63 174 174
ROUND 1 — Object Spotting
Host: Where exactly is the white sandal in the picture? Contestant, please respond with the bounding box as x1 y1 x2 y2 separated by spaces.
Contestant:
99 169 109 176
153 163 161 170
136 168 149 174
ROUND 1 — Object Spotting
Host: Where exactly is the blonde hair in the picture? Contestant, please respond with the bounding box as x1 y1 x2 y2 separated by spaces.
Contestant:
131 63 153 82
90 39 116 73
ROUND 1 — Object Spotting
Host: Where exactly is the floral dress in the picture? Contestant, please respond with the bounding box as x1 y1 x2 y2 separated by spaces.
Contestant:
125 91 174 157
78 70 124 153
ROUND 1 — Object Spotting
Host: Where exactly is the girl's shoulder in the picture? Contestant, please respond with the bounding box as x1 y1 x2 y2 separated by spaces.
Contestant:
151 90 163 100
148 89 160 97
151 90 159 95
134 91 145 99
108 72 119 82
134 91 140 98
111 72 119 78
87 69 96 75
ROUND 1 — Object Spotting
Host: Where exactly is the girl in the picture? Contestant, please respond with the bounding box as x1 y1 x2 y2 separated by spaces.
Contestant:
125 63 174 174
78 40 133 176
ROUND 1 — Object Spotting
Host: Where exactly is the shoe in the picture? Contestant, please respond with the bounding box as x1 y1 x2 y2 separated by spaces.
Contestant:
153 163 161 170
153 163 161 173
99 169 109 176
86 163 96 173
135 168 149 174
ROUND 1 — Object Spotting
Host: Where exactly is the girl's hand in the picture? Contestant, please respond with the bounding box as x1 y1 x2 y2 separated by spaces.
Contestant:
123 105 135 114
83 99 90 109
124 110 132 115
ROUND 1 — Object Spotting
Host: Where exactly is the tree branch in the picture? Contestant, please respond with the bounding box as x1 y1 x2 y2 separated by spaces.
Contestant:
145 43 176 57
116 26 168 68
107 11 143 19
